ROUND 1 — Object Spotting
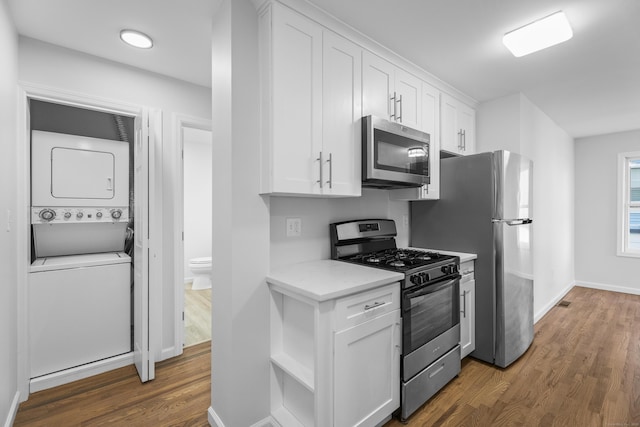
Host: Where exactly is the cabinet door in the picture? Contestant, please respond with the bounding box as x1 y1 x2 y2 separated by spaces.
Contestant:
362 51 394 120
421 82 440 198
394 69 421 130
322 31 362 196
440 93 461 155
272 5 323 194
334 310 400 427
460 279 476 358
459 103 476 154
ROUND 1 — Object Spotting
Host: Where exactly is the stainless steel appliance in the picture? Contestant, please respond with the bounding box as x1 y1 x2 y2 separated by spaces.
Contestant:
330 219 461 421
362 115 430 188
411 150 534 368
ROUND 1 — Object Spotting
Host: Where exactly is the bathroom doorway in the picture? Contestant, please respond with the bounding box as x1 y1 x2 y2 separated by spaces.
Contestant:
174 116 213 350
182 126 212 347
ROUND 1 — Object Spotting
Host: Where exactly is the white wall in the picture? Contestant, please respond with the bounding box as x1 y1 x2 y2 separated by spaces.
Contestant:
575 130 640 293
270 189 410 270
477 93 575 321
18 37 211 359
209 0 271 425
183 128 212 279
0 0 19 423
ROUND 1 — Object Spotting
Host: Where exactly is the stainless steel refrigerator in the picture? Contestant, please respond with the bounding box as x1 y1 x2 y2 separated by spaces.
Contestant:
410 150 534 368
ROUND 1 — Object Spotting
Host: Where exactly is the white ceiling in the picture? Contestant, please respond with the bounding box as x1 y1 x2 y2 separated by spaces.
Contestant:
8 0 640 139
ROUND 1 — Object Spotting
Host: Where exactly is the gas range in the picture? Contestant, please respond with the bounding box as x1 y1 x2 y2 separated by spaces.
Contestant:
331 219 462 421
330 219 459 288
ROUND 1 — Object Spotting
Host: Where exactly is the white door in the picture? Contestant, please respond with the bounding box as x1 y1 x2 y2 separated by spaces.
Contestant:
133 109 155 382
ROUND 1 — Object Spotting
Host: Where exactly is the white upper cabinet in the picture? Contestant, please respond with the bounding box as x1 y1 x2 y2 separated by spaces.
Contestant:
362 51 421 130
394 68 422 130
440 93 476 156
322 31 362 197
259 3 361 197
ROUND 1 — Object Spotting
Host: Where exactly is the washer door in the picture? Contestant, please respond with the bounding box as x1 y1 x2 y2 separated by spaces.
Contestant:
31 131 130 207
52 147 115 199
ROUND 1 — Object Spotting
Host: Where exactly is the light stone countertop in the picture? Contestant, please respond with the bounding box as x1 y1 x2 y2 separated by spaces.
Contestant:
267 259 404 302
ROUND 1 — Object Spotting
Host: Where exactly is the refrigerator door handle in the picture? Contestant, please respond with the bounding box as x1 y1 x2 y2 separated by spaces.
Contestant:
492 218 533 226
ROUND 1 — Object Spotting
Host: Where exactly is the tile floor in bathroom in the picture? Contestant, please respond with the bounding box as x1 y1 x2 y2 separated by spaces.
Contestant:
184 280 211 347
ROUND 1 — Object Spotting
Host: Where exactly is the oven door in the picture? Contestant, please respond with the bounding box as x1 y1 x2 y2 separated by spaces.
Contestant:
363 115 430 187
402 276 460 356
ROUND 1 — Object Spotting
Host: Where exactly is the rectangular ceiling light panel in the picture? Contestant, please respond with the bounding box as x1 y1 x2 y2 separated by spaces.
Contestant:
503 11 573 57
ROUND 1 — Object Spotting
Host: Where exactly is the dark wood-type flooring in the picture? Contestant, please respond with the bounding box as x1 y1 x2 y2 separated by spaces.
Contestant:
385 286 640 426
14 286 640 426
14 341 211 427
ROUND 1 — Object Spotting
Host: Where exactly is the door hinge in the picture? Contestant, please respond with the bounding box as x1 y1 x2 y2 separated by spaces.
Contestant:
182 311 185 321
182 231 184 241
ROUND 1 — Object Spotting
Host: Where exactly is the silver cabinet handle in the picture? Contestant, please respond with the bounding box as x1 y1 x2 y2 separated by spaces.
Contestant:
364 301 385 311
462 129 466 151
457 129 463 150
461 290 467 318
326 152 333 189
397 94 403 123
390 92 397 120
316 151 323 188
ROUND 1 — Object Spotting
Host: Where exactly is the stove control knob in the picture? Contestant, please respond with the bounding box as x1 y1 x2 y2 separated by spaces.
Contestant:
442 265 456 275
39 209 56 221
76 212 84 219
111 209 122 220
64 212 71 219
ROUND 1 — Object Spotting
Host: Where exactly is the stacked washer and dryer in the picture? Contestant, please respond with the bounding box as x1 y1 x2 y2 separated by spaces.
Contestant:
29 130 132 379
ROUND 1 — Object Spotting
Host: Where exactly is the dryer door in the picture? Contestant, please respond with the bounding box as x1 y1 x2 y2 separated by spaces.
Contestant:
51 147 115 199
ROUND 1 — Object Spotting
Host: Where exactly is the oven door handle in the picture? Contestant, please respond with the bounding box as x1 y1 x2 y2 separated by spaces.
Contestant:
404 275 461 300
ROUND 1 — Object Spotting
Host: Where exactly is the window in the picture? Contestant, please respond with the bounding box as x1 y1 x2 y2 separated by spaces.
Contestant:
618 152 640 257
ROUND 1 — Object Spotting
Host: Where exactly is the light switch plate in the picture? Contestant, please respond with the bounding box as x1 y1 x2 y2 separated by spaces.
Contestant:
286 217 302 237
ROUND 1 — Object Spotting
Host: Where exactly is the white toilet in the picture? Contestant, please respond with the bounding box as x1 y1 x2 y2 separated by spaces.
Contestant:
188 257 212 290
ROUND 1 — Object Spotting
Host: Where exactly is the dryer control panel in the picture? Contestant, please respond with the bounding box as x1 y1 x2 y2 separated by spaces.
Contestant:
31 207 129 224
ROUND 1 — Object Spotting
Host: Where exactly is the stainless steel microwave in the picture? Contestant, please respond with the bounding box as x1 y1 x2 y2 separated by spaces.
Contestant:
362 115 430 188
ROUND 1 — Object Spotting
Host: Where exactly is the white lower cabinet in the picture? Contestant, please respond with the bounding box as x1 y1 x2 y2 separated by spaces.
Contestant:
334 310 400 427
269 283 401 426
459 260 476 358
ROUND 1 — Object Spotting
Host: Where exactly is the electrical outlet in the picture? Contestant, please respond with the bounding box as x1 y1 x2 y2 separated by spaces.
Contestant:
286 217 302 237
402 214 409 228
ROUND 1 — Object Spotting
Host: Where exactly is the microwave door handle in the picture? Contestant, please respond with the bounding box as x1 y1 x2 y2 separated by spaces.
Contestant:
405 276 460 300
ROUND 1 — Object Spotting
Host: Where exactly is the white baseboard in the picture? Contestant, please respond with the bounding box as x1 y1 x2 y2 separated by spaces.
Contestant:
30 352 134 393
3 391 20 427
208 407 275 427
208 407 224 427
576 280 640 296
160 345 182 361
251 416 278 427
534 281 575 323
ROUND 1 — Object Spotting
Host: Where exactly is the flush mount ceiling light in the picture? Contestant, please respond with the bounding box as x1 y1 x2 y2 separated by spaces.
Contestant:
120 29 153 49
503 11 573 57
